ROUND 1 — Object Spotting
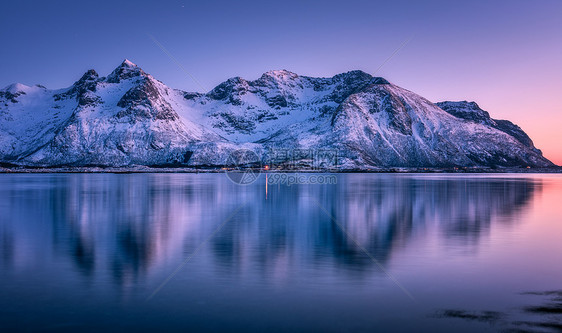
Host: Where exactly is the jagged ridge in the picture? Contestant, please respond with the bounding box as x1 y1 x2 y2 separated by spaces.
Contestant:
0 60 554 168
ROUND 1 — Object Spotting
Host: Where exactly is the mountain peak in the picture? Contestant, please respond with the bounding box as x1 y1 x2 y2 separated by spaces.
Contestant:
332 70 373 82
437 101 484 113
77 69 99 83
440 100 480 108
436 101 492 124
106 59 145 83
4 83 31 94
260 69 299 81
121 59 138 68
264 69 296 75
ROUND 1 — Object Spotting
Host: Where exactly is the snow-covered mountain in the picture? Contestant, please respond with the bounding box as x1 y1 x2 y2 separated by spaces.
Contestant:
0 60 554 168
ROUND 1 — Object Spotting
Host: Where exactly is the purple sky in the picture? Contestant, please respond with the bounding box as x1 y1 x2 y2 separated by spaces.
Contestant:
1 0 561 163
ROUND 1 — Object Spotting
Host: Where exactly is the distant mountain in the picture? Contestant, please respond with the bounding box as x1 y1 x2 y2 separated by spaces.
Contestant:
0 60 554 168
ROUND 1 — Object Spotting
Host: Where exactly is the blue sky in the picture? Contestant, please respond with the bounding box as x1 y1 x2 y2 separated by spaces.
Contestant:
1 0 561 162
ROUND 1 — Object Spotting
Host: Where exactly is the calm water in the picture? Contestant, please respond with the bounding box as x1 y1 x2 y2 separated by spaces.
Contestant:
0 173 561 332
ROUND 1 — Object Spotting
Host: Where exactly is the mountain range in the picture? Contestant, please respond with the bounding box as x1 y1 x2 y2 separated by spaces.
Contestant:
0 60 553 169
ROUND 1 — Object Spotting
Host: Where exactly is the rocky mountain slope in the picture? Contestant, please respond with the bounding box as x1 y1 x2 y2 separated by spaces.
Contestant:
0 60 554 168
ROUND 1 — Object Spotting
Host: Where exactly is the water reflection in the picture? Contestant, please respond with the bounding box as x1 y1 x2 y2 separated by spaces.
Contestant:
0 174 540 288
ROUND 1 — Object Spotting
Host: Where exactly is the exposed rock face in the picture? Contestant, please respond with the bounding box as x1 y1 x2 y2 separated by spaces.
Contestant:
116 77 179 121
0 60 554 168
436 101 538 151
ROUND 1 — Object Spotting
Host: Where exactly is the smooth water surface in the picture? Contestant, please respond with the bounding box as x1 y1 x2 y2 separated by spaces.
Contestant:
1 173 561 332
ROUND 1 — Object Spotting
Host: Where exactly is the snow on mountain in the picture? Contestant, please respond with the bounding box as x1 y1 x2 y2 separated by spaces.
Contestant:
327 84 550 167
436 101 539 152
180 69 364 143
0 82 76 161
1 60 229 167
0 60 554 168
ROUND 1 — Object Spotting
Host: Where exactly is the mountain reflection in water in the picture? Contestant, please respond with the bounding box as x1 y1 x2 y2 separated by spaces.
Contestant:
0 174 538 286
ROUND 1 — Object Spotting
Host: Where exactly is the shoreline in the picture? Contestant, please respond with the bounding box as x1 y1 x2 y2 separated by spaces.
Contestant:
1 166 561 174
